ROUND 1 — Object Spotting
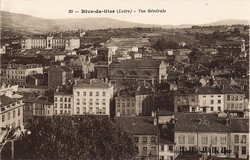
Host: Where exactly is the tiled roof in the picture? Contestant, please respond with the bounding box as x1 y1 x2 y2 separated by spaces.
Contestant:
109 60 165 68
74 79 110 88
215 79 244 94
196 86 222 94
175 113 249 133
116 116 158 135
0 95 18 106
54 92 73 96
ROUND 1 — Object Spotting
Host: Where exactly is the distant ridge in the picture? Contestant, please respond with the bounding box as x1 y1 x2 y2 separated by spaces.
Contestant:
1 11 249 34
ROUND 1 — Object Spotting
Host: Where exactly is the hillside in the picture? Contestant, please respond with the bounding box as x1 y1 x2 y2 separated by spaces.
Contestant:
1 11 249 34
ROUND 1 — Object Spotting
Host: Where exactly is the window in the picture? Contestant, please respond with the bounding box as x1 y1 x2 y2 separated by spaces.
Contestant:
218 100 221 104
77 92 80 96
76 107 80 114
60 103 63 108
160 145 164 151
83 107 86 114
83 92 86 96
150 147 156 155
227 95 230 100
218 106 221 111
234 146 239 154
83 99 86 105
60 97 63 102
55 103 57 108
68 104 71 108
169 146 173 151
212 147 217 154
68 98 71 102
242 146 246 155
103 92 106 96
102 99 106 105
96 99 99 105
64 104 67 108
143 147 147 155
77 99 80 105
89 99 93 105
90 92 93 96
188 136 194 144
18 108 20 116
160 156 164 160
102 107 106 114
220 137 226 144
2 115 5 122
13 110 15 118
134 137 139 143
54 97 57 102
211 137 217 145
89 107 93 113
211 107 214 111
55 110 58 115
211 100 214 104
151 137 156 143
143 137 147 143
96 107 99 114
242 135 246 143
96 92 99 96
202 147 208 152
235 135 239 143
179 135 185 144
202 136 208 144
221 147 226 154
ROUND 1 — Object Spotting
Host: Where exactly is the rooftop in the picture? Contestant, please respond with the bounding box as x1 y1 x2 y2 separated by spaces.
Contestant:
175 113 249 133
0 95 19 106
109 59 165 68
74 79 110 89
116 116 158 135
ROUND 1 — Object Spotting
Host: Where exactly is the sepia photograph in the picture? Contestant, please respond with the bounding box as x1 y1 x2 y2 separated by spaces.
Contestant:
0 0 249 159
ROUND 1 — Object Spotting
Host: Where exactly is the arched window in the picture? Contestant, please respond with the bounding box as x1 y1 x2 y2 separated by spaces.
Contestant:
116 70 124 76
128 71 137 76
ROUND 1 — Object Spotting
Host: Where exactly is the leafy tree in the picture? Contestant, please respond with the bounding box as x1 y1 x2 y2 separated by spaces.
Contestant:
12 116 137 160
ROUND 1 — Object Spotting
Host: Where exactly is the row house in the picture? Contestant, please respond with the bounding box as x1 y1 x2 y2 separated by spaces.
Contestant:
173 78 246 116
54 91 73 116
174 112 249 159
73 79 113 116
117 116 158 160
3 64 43 86
115 93 136 117
215 79 246 117
115 85 153 117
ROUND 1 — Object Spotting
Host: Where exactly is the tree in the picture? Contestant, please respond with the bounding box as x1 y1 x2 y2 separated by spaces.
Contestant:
11 116 137 160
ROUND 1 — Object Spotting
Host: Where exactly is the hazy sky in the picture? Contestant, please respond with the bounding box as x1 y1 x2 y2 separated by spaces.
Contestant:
1 0 250 25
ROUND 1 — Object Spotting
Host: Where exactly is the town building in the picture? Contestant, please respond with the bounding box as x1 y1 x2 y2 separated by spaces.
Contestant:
48 66 73 88
174 112 249 159
117 116 158 160
109 59 167 84
73 79 114 116
54 91 73 116
3 64 43 86
31 96 54 117
0 84 24 129
21 36 80 50
115 92 136 117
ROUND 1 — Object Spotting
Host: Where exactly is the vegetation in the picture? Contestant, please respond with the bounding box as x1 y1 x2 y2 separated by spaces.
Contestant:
7 116 137 160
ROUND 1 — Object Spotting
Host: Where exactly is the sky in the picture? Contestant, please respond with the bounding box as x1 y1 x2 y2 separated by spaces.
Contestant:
1 0 250 25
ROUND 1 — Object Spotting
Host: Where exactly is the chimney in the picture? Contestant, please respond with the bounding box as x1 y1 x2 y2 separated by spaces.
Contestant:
151 110 155 117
